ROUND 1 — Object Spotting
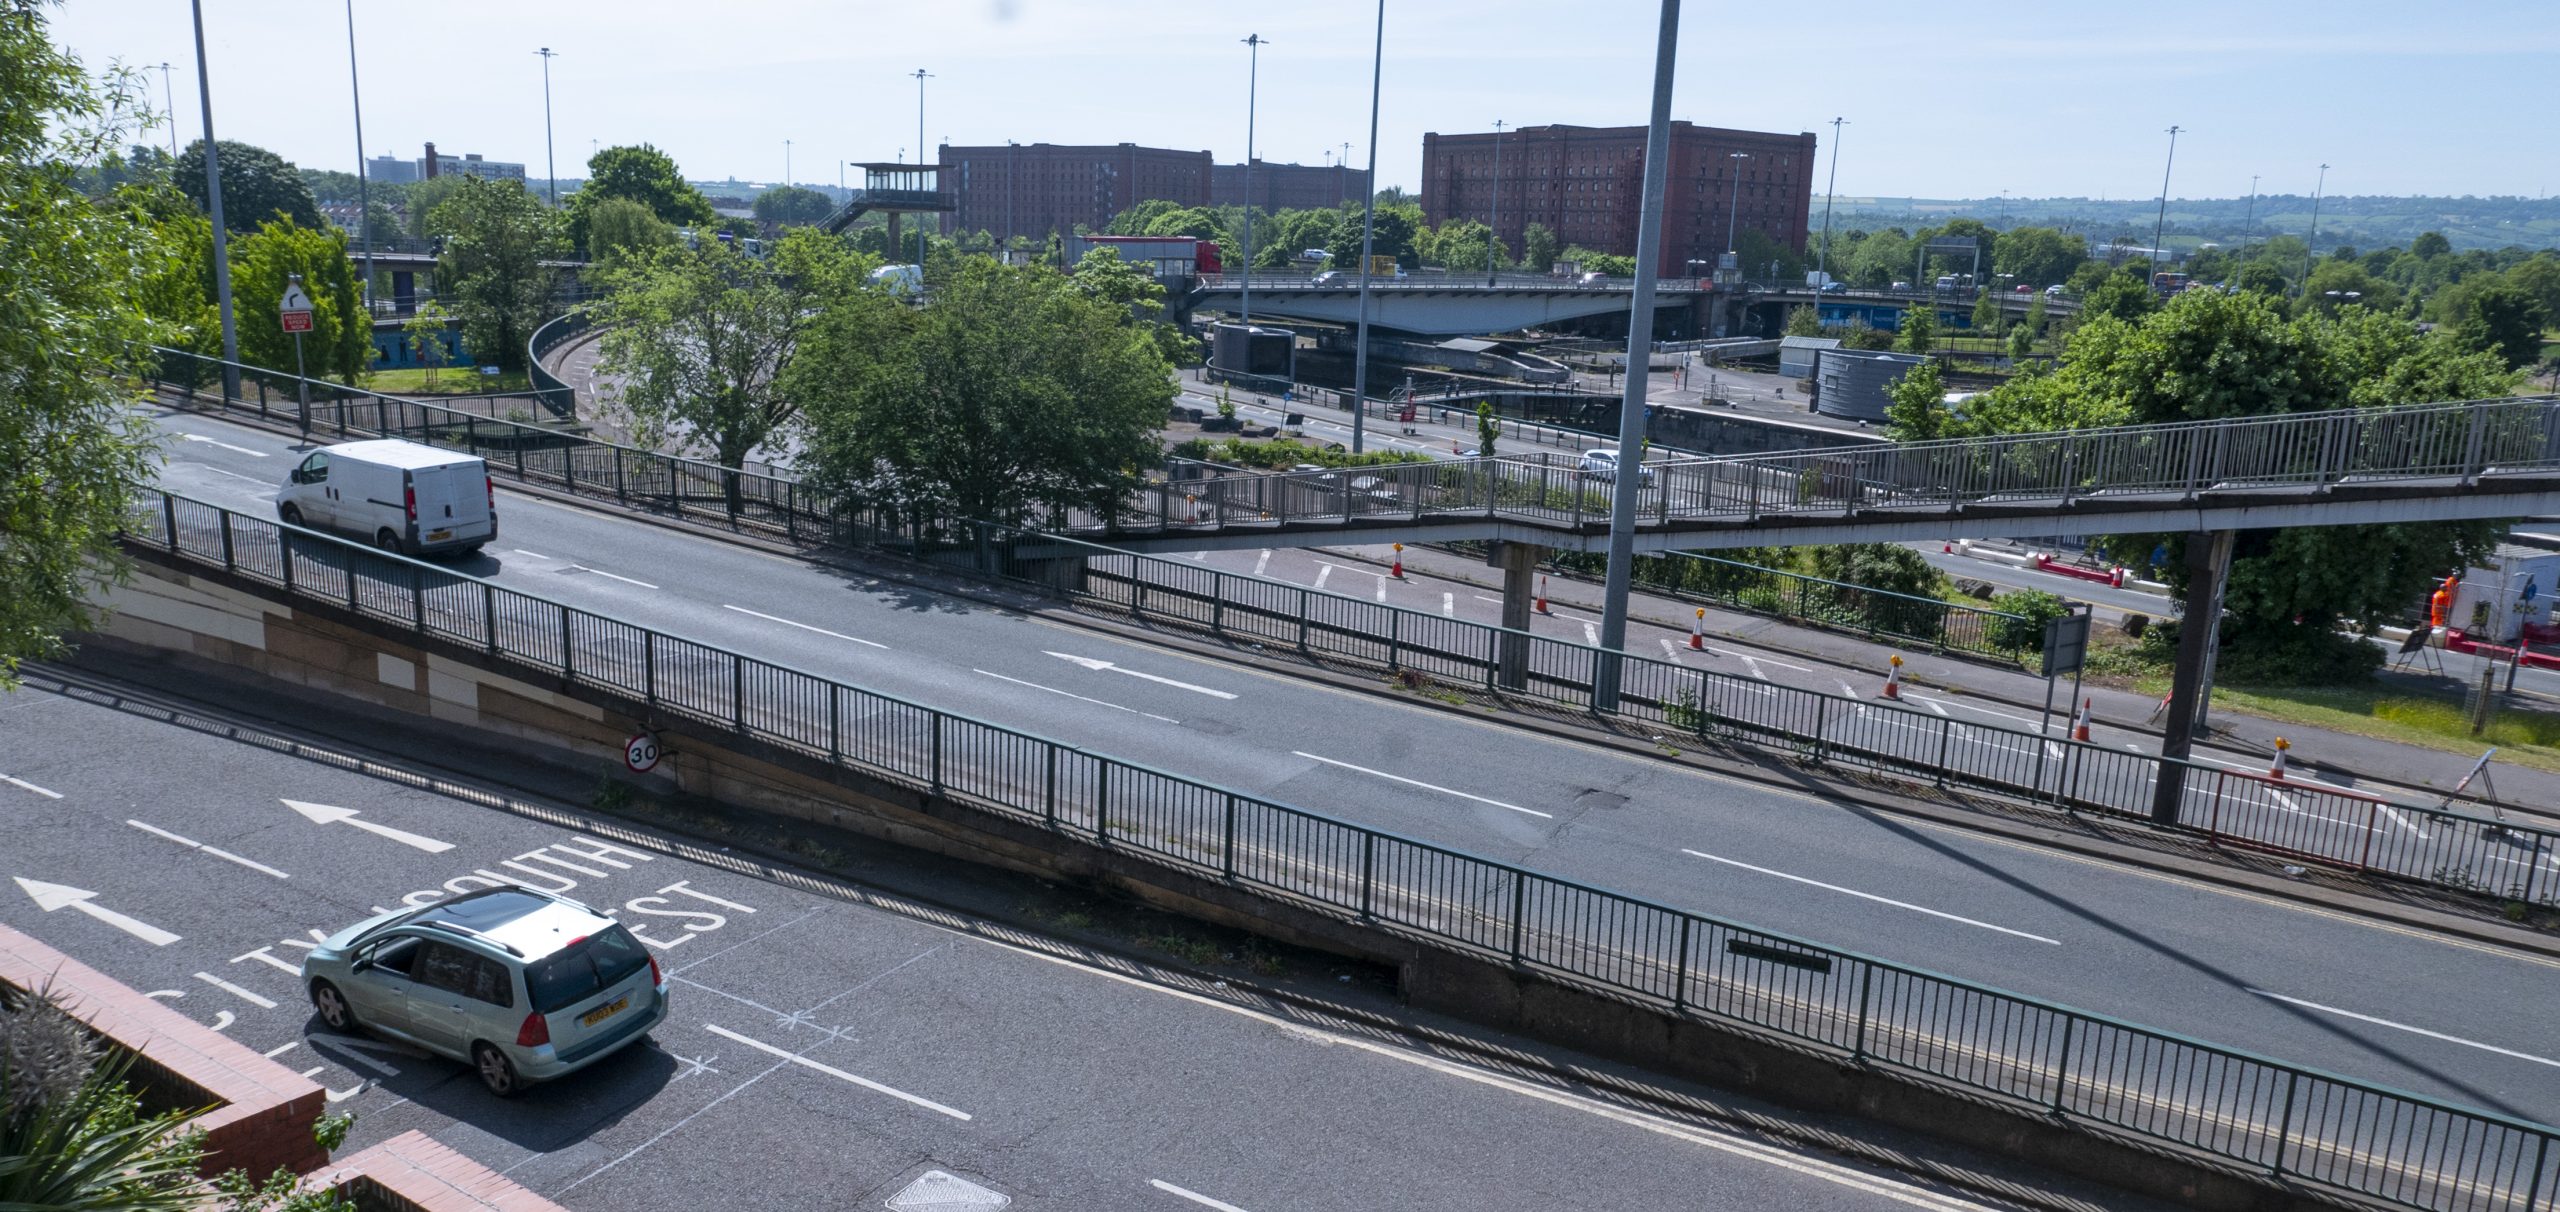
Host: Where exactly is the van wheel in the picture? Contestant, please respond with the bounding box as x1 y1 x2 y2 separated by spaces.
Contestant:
278 504 304 527
374 529 407 556
473 1044 521 1098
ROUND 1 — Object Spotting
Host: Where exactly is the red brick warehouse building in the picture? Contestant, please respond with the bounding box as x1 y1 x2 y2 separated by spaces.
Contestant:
937 142 1213 244
1421 122 1816 277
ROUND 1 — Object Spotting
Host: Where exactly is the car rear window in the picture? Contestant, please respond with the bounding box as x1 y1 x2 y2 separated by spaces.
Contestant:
523 925 651 1014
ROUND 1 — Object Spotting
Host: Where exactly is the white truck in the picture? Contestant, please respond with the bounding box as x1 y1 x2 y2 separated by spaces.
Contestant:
275 438 495 557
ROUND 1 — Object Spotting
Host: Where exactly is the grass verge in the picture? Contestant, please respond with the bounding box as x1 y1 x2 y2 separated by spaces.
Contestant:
368 367 534 395
2176 683 2560 776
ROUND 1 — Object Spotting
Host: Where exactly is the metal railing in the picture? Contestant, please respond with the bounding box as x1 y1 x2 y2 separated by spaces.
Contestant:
526 309 593 418
1589 550 2037 660
122 486 2560 1212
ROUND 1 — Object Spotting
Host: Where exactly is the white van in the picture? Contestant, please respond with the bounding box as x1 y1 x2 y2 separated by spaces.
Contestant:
275 439 495 556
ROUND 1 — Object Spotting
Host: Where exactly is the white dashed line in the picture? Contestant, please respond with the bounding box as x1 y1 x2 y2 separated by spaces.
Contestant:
1681 850 2061 945
722 604 890 649
976 670 1177 724
2 774 63 799
573 565 658 589
126 820 290 879
1150 1179 1256 1212
1291 751 1552 818
2247 990 2560 1069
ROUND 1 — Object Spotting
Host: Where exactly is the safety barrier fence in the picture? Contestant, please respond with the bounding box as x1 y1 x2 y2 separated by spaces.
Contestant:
526 310 594 418
125 487 2560 1212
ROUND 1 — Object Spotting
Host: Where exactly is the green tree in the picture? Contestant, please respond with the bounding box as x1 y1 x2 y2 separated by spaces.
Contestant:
231 220 369 384
1475 401 1501 456
1784 305 1822 337
593 231 868 508
796 257 1177 531
2408 231 2453 260
427 175 565 374
566 143 715 253
402 174 465 239
1520 222 1559 273
173 138 321 233
585 196 674 266
2008 315 2037 359
1562 246 1634 277
0 4 169 684
1989 225 2085 288
2447 279 2547 370
1882 360 1948 441
401 300 454 388
1895 301 1935 352
1969 288 2001 334
1068 247 1193 364
2075 264 2159 324
752 184 834 227
1427 218 1495 271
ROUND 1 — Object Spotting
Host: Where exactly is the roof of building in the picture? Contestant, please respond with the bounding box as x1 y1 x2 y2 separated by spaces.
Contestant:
1779 336 1842 351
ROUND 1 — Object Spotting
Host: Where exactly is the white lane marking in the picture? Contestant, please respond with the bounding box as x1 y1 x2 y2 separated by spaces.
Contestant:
722 604 890 649
1290 751 1552 819
1582 622 1600 646
1837 679 1860 699
976 670 1177 724
1923 696 2041 727
1188 551 1207 562
572 564 658 589
1313 564 1333 591
509 548 553 560
1441 592 1455 617
1916 697 1948 717
308 1034 403 1077
125 820 290 879
193 971 279 1009
2 773 63 799
1375 577 1388 603
2192 753 2352 794
704 1023 972 1120
1738 655 1771 682
282 799 454 853
181 432 268 457
1253 550 1271 579
12 879 181 946
1658 638 1684 664
1743 653 1814 672
1151 1179 1255 1212
2373 802 2431 840
264 1041 300 1058
1679 850 2061 945
189 464 272 485
2247 990 2560 1069
1473 594 1505 605
1045 651 1237 699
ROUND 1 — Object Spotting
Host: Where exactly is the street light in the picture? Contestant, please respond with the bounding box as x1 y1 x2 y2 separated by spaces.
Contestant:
910 68 932 266
1485 119 1505 286
1240 33 1266 330
1348 2 1385 454
157 62 177 155
187 0 238 401
1723 151 1750 262
2300 163 2330 294
784 138 792 187
343 0 372 315
2244 174 2259 244
535 48 559 206
2149 125 2181 283
1815 117 1845 286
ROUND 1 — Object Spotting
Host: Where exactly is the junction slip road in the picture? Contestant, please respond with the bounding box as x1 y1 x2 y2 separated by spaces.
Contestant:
138 402 2560 1130
0 671 2044 1211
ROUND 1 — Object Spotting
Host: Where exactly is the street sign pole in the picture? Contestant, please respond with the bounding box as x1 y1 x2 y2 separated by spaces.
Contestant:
293 332 309 437
280 275 315 439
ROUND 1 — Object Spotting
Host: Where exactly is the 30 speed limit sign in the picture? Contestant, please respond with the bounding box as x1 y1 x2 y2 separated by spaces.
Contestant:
623 731 662 773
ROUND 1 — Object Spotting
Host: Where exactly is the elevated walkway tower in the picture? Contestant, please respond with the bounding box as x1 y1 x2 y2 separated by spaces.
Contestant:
821 163 954 260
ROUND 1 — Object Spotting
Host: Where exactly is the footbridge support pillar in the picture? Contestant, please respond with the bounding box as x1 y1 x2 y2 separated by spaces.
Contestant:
2149 530 2235 825
1494 541 1543 692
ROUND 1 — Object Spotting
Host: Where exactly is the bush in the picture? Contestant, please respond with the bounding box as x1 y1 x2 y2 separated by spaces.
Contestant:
1988 588 2071 651
2216 621 2384 687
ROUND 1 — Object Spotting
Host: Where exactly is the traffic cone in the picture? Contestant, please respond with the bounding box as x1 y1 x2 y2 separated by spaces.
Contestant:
1185 494 1199 523
2071 698 2092 742
1942 540 1954 554
1391 543 1406 579
1688 607 1706 651
2269 737 2290 780
2109 566 2126 588
1881 654 1903 700
1535 575 1551 614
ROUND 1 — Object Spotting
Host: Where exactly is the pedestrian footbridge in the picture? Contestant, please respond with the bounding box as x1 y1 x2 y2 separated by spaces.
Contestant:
1041 396 2560 556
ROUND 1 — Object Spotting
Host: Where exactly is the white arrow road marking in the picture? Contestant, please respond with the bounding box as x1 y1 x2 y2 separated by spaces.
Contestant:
705 1023 971 1120
1657 639 1685 664
2247 990 2560 1069
193 972 277 1008
281 799 454 853
181 432 268 457
14 878 180 945
1044 651 1237 699
1679 851 2061 946
2 773 62 799
126 820 290 878
1290 752 1552 819
722 604 889 649
1151 1179 1256 1212
976 670 1176 724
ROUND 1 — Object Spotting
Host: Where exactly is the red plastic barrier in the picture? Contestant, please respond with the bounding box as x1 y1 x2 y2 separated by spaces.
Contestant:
2034 556 2120 586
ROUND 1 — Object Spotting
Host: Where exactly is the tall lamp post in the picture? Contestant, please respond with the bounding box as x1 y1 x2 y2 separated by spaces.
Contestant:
2149 124 2181 281
1722 151 1750 271
1348 2 1385 454
2243 173 2259 244
911 68 932 266
187 0 238 401
535 47 559 205
1240 33 1266 329
1815 116 1845 285
158 62 177 155
2300 163 2330 293
1485 118 1505 285
784 139 792 187
342 1 371 313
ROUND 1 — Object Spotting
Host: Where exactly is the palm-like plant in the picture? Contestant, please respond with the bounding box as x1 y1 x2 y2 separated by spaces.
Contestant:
0 986 207 1211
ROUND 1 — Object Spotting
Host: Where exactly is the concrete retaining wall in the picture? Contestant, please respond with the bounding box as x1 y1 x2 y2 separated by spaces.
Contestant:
90 552 2365 1212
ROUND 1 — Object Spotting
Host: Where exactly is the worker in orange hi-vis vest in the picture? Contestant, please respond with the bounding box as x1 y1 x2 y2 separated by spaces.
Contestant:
2429 587 2451 630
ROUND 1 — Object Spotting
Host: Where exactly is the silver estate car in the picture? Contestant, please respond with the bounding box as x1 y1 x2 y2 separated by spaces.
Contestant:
300 886 668 1097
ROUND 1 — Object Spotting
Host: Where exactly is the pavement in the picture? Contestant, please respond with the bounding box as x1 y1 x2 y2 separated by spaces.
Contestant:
138 400 2560 1130
2 660 2100 1212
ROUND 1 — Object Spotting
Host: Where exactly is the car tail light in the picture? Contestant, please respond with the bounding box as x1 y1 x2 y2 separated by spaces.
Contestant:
403 483 416 521
516 1011 549 1047
486 473 495 512
648 954 663 986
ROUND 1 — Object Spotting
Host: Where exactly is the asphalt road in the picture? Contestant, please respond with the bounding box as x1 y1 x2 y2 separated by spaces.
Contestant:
0 671 2032 1212
139 404 2560 1128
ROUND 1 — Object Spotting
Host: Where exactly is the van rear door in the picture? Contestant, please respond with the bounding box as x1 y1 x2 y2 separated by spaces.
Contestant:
407 459 492 547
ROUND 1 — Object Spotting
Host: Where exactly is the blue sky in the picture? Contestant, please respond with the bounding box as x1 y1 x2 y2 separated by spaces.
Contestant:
49 0 2558 201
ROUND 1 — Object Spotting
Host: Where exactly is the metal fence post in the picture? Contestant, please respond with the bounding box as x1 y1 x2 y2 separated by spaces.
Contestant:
1042 744 1058 829
162 494 178 548
2269 1073 2300 1177
1507 870 1529 963
1358 833 1376 918
559 608 576 680
732 656 747 732
480 583 498 654
2522 1133 2549 1212
410 562 425 632
279 530 296 595
218 513 234 571
1388 608 1402 672
1934 719 1953 788
1672 916 1694 1013
930 713 945 795
1210 572 1225 635
1221 793 1238 878
614 447 628 507
1297 588 1311 652
1095 763 1111 843
2050 1016 2077 1113
642 631 656 707
1851 964 1875 1060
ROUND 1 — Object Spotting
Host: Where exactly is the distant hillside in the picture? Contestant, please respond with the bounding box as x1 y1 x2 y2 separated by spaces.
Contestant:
1815 195 2560 253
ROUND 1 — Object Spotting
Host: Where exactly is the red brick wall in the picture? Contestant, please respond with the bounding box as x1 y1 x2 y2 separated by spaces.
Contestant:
308 1131 574 1212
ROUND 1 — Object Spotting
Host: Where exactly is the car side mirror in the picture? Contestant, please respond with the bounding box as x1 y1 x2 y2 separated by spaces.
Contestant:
288 469 304 484
350 956 373 974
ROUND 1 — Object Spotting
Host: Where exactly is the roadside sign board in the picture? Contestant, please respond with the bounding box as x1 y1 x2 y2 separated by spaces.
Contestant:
624 731 661 773
278 282 314 334
2040 612 2091 678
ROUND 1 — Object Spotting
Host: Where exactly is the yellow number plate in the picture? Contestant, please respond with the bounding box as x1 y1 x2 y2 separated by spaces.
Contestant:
428 529 452 541
579 995 629 1027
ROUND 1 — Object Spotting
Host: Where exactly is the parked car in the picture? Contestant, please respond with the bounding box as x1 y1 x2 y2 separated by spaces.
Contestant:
1819 281 1849 294
276 438 494 557
1576 448 1655 488
2014 283 2034 293
300 885 668 1097
2045 284 2068 298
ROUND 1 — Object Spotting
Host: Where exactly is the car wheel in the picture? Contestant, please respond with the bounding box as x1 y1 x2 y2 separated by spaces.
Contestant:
279 504 304 527
473 1043 521 1098
375 528 406 555
309 980 354 1031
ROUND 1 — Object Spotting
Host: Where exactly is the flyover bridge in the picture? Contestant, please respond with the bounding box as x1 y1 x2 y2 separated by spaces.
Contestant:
1183 274 2076 337
1062 395 2560 556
